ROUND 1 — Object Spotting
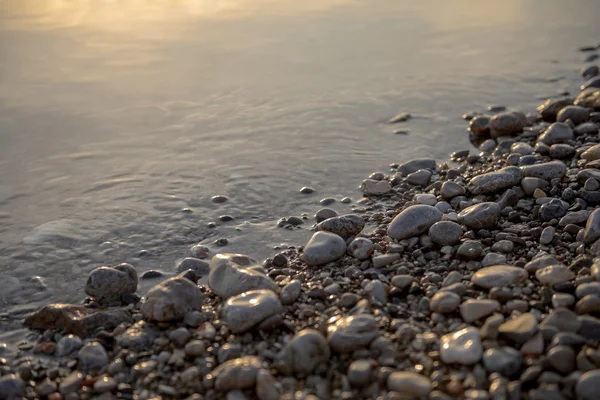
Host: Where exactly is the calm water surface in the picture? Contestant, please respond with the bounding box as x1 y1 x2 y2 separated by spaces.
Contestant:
1 0 600 340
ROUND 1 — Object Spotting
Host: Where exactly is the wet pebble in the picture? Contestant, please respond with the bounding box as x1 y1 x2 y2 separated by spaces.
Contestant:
315 208 337 222
222 290 283 333
458 202 501 229
482 347 522 376
302 231 347 266
85 263 138 304
440 327 483 365
208 253 278 298
428 221 463 245
141 271 203 322
211 356 263 392
327 314 379 353
314 214 365 239
388 205 442 240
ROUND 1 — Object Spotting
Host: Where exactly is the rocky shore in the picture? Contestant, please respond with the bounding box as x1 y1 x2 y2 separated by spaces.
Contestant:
3 60 600 400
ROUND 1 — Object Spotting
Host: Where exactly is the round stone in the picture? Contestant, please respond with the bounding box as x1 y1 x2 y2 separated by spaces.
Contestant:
388 205 442 240
430 291 461 313
315 208 337 223
467 167 522 195
440 327 483 365
387 372 432 398
208 253 278 299
313 214 365 239
536 265 575 286
347 238 374 260
538 122 574 145
428 221 463 246
584 209 600 244
211 356 263 391
275 329 330 376
440 181 466 199
327 314 379 353
175 257 210 277
280 280 302 305
547 345 576 373
460 299 501 323
482 347 522 376
302 231 347 266
577 370 600 400
211 195 228 203
549 144 575 159
78 342 109 372
471 266 528 289
458 202 501 229
456 241 484 260
360 179 391 195
557 105 589 125
222 290 283 334
537 97 573 122
142 271 203 322
84 263 138 304
56 334 83 357
347 360 373 388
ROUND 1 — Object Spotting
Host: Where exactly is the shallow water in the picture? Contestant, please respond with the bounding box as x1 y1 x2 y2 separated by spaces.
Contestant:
1 0 600 340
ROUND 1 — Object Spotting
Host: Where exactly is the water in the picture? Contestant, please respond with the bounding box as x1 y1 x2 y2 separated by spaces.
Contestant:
1 0 599 340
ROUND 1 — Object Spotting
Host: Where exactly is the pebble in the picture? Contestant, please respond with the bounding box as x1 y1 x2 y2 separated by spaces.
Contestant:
175 257 210 276
211 356 263 392
430 291 461 313
327 314 379 353
538 122 574 144
302 231 347 266
492 240 514 253
208 253 278 298
440 327 483 365
457 202 501 229
387 372 432 398
275 329 330 376
256 369 280 400
428 221 463 245
184 340 205 357
94 377 117 393
467 166 522 195
511 142 534 155
575 88 600 109
141 271 203 322
407 169 432 186
168 327 192 347
388 205 442 240
547 345 576 373
577 370 600 400
581 144 600 160
576 282 600 298
557 105 589 124
56 334 83 357
84 263 138 304
498 313 538 343
314 214 365 239
456 240 484 260
415 193 437 205
0 374 25 399
59 371 83 395
299 187 314 194
388 111 411 123
521 177 549 196
521 161 567 181
212 195 228 203
482 347 522 376
280 280 302 305
397 158 437 175
346 238 374 260
222 290 283 333
584 208 600 244
315 208 337 222
460 299 501 323
469 115 490 135
360 179 391 195
488 111 527 137
540 226 555 245
481 253 506 267
77 342 109 372
549 143 575 159
440 181 466 199
471 265 528 289
535 265 575 286
347 360 373 387
537 97 573 121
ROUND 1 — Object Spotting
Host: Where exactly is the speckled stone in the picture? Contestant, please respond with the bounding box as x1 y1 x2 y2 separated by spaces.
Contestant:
209 254 279 298
211 356 264 392
314 214 365 239
467 166 522 195
428 221 463 246
84 263 138 304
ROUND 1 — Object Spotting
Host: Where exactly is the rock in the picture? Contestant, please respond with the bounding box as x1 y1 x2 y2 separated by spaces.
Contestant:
211 356 263 392
581 64 599 79
280 280 302 305
0 374 25 399
360 179 391 195
535 265 574 286
78 342 109 372
540 226 555 245
521 177 549 197
347 360 373 388
24 303 132 336
430 291 461 313
471 265 528 290
581 144 600 161
299 186 314 194
315 208 337 223
575 88 600 109
539 199 566 221
175 257 210 276
456 240 484 260
347 238 374 260
524 255 563 274
221 290 283 334
481 253 507 267
84 263 138 304
582 75 600 90
483 347 522 376
406 169 432 186
457 202 501 229
440 181 466 199
327 314 379 353
302 231 347 266
397 158 437 175
59 371 83 395
56 334 83 357
141 271 203 322
539 308 581 333
576 282 600 298
538 122 574 145
94 377 117 393
169 327 192 347
256 369 280 400
492 240 514 253
415 193 437 205
584 209 600 244
440 327 483 365
469 115 490 136
276 329 330 376
577 370 600 400
499 313 538 343
388 205 442 240
467 166 522 194
387 372 432 398
314 214 365 239
460 300 501 323
547 345 576 373
208 254 278 298
511 142 534 155
116 321 160 351
549 144 575 159
489 111 527 137
557 105 589 125
388 112 411 123
521 161 567 181
428 221 463 245
537 97 573 122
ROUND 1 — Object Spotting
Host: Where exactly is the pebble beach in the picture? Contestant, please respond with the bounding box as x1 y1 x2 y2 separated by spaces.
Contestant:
4 39 600 400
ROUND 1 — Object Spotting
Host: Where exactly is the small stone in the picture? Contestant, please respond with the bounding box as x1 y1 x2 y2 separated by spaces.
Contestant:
94 377 117 393
387 372 432 398
280 280 302 305
482 347 522 376
467 167 522 195
539 199 567 221
471 265 528 289
428 221 463 246
547 345 576 373
0 374 25 399
540 226 556 245
537 97 573 122
557 105 589 124
552 293 576 308
314 214 365 239
222 290 283 334
78 342 109 372
469 115 490 136
489 111 527 137
275 329 330 376
388 205 442 240
168 327 192 347
406 169 432 186
84 263 137 304
184 340 205 357
458 202 501 229
538 122 574 145
212 195 228 203
391 275 414 290
327 314 379 353
511 142 534 155
397 158 437 175
492 240 514 253
577 370 600 400
440 181 466 199
372 253 400 268
302 231 347 266
460 300 500 323
521 177 549 197
584 209 600 244
56 334 83 357
415 193 437 205
360 179 391 195
315 208 337 223
575 88 600 109
539 308 581 333
141 271 203 322
430 291 461 313
498 313 538 344
59 371 83 395
456 241 484 260
347 238 374 260
388 112 411 123
347 360 373 388
440 327 483 365
299 187 314 194
256 369 280 400
208 253 278 299
521 161 567 181
175 257 210 277
211 356 263 392
536 265 575 286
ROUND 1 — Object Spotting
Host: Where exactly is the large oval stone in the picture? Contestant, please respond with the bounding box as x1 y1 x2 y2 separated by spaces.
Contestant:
467 167 522 195
208 254 278 298
327 314 379 353
221 290 283 334
85 264 138 304
440 327 483 365
314 214 365 239
141 272 203 322
388 205 442 240
457 202 501 229
521 161 567 181
302 231 347 266
471 265 528 289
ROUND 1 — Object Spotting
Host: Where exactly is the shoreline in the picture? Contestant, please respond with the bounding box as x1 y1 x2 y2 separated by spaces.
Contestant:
2 57 600 400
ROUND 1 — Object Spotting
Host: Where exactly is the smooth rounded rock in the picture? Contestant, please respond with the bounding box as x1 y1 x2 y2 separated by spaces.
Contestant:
0 374 25 399
535 265 575 286
440 181 466 199
388 205 442 240
456 240 484 260
175 257 210 276
557 105 590 124
471 266 528 289
84 263 138 304
498 313 538 344
406 169 432 186
521 161 567 181
141 271 203 322
360 179 391 195
347 238 374 260
280 280 302 305
397 158 437 175
549 144 575 159
387 372 432 398
460 300 501 323
489 111 527 137
467 167 522 195
78 342 109 372
458 202 501 229
327 314 378 353
211 356 263 392
440 327 483 365
222 290 283 334
428 221 463 246
347 360 373 388
208 254 278 298
430 291 461 313
521 177 549 197
275 329 330 376
575 88 600 109
483 347 522 376
577 370 600 400
581 144 600 161
584 209 600 244
538 122 574 145
56 334 83 357
302 231 347 266
314 214 365 239
537 97 573 122
315 208 337 223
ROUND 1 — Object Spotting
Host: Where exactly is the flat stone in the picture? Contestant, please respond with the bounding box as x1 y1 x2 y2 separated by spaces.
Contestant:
222 290 283 334
536 265 575 286
458 202 501 229
141 271 203 322
387 205 442 240
521 161 567 181
538 122 574 145
84 263 138 304
499 313 538 344
584 209 600 244
78 342 109 372
314 214 365 239
483 347 522 376
208 253 279 298
302 231 347 266
387 372 432 398
397 158 437 175
275 329 330 376
59 371 83 395
581 144 600 161
347 238 374 260
347 360 373 388
211 356 263 392
481 253 507 266
467 166 522 195
460 299 501 323
471 265 528 289
360 179 391 195
327 314 379 353
440 326 483 365
524 255 563 274
576 282 600 298
428 221 463 245
456 240 484 260
577 370 600 400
